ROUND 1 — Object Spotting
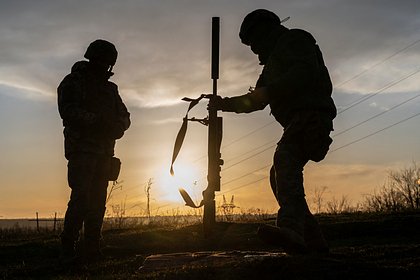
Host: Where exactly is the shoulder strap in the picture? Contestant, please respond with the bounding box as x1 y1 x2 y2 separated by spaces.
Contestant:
170 95 206 175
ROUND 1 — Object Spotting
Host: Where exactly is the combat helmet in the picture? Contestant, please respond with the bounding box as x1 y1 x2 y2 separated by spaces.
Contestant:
239 9 281 45
84 39 118 66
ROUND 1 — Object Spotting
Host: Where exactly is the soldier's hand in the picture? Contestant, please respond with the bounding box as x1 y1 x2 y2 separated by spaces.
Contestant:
207 87 269 113
207 95 224 111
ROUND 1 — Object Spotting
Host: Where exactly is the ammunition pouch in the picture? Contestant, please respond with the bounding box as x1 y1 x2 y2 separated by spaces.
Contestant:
282 111 333 162
304 130 332 162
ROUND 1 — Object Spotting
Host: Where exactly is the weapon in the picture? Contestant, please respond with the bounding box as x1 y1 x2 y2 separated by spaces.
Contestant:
170 17 223 236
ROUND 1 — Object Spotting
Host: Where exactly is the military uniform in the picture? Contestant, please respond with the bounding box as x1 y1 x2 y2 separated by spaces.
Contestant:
58 55 130 258
216 10 336 253
259 27 336 239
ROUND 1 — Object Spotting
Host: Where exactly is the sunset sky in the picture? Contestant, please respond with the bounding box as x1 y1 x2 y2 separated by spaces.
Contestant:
1 0 419 218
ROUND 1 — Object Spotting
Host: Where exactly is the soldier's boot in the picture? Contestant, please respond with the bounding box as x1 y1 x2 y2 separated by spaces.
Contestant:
304 213 329 254
258 215 307 254
60 190 86 264
258 201 308 254
257 223 307 254
59 233 78 265
61 237 76 257
84 207 106 262
265 146 309 254
84 238 104 263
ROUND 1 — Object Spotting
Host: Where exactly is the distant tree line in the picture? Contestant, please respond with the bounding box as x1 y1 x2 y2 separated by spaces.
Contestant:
364 161 420 212
309 162 420 214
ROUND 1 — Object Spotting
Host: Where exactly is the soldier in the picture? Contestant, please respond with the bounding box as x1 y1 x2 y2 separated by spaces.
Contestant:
57 39 130 262
210 9 336 254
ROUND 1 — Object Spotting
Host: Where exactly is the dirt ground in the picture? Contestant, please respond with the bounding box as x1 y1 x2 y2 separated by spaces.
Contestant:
1 212 419 279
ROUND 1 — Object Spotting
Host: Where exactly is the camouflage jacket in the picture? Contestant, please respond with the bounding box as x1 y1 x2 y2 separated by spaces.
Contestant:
256 28 336 128
57 61 130 159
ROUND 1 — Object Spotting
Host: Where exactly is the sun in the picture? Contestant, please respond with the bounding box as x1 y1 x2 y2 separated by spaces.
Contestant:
155 162 204 203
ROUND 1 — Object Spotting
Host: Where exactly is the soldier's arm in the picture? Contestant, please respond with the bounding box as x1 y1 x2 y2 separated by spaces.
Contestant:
213 87 269 113
115 91 131 131
57 76 98 127
101 84 131 140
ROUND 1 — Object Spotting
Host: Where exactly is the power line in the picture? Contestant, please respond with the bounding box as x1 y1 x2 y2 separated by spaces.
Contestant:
222 144 275 172
106 180 148 200
219 111 420 195
222 138 276 167
217 77 420 193
218 176 268 196
330 111 420 153
218 69 420 177
219 106 420 194
223 163 271 186
193 67 420 170
195 138 276 182
222 120 276 149
190 68 420 167
337 68 420 114
333 93 420 137
335 37 420 89
191 120 276 164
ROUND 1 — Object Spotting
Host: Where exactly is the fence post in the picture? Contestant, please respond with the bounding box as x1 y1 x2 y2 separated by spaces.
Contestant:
36 212 39 232
53 212 57 232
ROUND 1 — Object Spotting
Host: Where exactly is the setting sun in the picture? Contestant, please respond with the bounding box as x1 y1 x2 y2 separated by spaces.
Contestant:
155 161 204 204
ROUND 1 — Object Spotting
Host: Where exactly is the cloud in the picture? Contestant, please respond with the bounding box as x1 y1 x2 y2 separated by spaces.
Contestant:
0 82 51 101
1 0 419 108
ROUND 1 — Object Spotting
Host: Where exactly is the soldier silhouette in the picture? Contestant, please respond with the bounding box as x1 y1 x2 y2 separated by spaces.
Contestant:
57 39 130 262
210 9 336 254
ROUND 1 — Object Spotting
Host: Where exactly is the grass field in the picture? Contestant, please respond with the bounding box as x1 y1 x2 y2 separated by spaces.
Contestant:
1 211 419 279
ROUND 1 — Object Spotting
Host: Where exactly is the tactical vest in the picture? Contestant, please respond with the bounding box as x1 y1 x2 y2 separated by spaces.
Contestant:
257 29 336 127
58 62 122 158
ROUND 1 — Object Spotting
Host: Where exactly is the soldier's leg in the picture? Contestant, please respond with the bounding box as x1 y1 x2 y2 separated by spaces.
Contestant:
304 202 329 253
84 156 109 258
258 142 309 253
274 142 308 235
299 112 331 253
61 154 97 257
269 166 278 200
268 146 328 253
269 165 282 223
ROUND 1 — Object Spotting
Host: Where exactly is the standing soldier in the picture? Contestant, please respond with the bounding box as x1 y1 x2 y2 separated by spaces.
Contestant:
210 9 336 254
57 39 130 262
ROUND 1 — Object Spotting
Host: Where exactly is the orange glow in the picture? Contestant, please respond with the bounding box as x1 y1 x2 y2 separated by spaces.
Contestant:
155 162 203 203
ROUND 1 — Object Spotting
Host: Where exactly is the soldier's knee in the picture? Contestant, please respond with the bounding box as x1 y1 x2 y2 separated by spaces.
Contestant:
274 150 302 177
273 148 306 198
68 190 89 212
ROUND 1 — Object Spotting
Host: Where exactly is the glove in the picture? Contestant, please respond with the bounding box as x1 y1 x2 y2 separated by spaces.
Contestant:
208 95 236 112
208 95 223 111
